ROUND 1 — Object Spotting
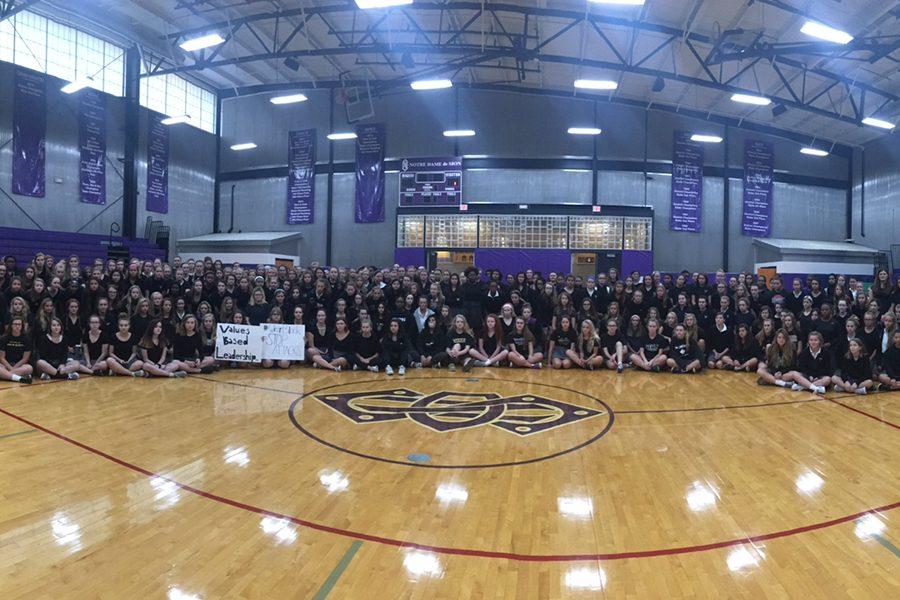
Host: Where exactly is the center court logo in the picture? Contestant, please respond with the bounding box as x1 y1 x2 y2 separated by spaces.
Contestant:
313 388 603 436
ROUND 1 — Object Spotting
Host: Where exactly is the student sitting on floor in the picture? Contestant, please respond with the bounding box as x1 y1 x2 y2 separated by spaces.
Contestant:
832 338 874 395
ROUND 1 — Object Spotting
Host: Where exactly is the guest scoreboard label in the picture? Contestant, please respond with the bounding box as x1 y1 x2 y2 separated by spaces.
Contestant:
399 157 462 206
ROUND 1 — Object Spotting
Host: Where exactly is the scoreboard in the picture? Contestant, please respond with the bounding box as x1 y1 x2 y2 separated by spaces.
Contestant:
399 157 462 206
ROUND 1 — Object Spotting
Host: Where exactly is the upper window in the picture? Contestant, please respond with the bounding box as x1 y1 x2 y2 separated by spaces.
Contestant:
0 10 124 96
140 71 217 133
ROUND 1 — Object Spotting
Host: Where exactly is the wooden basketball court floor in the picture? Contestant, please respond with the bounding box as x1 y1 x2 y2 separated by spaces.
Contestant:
0 368 897 599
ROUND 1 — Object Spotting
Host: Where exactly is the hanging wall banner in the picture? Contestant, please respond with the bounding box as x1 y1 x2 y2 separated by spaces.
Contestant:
742 139 774 237
670 132 703 232
79 89 106 205
355 122 385 223
286 128 316 224
399 157 463 206
12 69 46 198
146 114 169 214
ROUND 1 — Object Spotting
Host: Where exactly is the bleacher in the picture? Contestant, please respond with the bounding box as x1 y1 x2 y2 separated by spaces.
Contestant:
0 227 166 267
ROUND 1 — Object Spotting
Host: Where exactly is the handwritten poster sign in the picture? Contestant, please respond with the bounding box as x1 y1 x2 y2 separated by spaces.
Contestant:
261 324 306 361
215 324 263 362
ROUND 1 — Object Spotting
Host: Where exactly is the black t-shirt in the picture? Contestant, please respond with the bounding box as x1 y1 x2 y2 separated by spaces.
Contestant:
63 316 84 348
332 332 353 354
550 328 578 350
708 325 732 353
509 331 530 354
0 333 31 364
814 318 840 345
110 332 136 360
38 334 68 364
417 331 443 357
172 332 202 360
840 354 871 383
671 339 693 359
82 330 107 362
600 330 625 354
310 325 333 352
142 340 165 364
352 333 381 357
883 345 900 378
130 314 152 340
446 331 475 349
797 347 833 378
639 334 668 359
480 332 499 356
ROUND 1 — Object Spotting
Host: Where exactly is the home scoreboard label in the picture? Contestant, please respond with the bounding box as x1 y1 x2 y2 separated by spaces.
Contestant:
399 156 462 206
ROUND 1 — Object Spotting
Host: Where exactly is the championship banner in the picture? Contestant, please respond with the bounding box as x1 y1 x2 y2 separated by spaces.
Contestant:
261 323 306 361
286 129 316 224
79 89 107 205
670 132 703 232
399 157 462 206
355 122 385 223
146 113 169 214
12 69 46 198
742 139 774 237
215 324 263 362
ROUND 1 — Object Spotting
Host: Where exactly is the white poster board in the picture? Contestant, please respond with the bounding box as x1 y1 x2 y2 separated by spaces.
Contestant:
261 323 306 361
215 324 263 362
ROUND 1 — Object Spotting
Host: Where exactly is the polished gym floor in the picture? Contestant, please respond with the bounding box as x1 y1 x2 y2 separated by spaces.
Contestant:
0 367 897 599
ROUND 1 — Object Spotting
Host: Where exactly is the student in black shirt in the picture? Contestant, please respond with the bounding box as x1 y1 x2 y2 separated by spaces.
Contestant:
507 316 543 369
415 314 444 368
139 319 185 378
380 318 412 375
82 315 109 376
36 317 81 380
794 331 832 394
307 309 339 372
351 320 381 371
245 287 270 326
107 315 145 377
328 317 353 371
833 338 874 394
435 314 476 372
630 318 669 372
600 319 626 373
172 314 214 374
706 313 732 370
813 303 840 349
130 298 153 341
470 313 507 367
547 315 578 369
726 323 761 372
0 316 33 383
877 330 900 391
666 324 702 374
570 318 604 370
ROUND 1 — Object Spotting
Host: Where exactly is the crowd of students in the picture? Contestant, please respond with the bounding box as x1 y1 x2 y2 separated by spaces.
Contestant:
0 252 898 395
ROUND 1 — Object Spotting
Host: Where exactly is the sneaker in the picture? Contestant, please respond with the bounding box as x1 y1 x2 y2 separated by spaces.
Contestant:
352 364 359 371
174 371 187 378
724 364 735 371
313 363 320 369
414 362 422 369
472 360 486 367
367 365 379 373
18 374 32 385
67 373 79 380
335 365 341 372
531 362 542 369
791 383 803 392
462 360 473 373
40 373 51 381
131 370 145 378
814 386 826 395
449 364 456 372
651 365 661 373
385 365 394 376
398 365 406 376
855 387 867 395
616 363 624 373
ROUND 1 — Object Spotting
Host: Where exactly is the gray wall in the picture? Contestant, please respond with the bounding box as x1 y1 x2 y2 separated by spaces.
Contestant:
219 87 853 271
0 62 215 257
855 138 900 256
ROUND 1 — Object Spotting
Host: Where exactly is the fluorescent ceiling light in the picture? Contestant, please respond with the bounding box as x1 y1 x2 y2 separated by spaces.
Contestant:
589 0 644 5
230 142 257 151
731 93 771 106
355 0 413 9
567 127 602 135
61 78 93 94
862 116 895 130
179 33 226 52
327 132 357 140
574 79 618 91
800 147 829 157
270 93 308 105
161 115 191 126
443 129 475 137
800 21 853 45
410 79 453 91
691 134 723 143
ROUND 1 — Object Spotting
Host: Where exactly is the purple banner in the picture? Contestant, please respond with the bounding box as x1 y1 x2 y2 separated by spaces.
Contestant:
12 69 46 198
742 139 774 237
146 114 169 214
79 89 106 205
355 123 385 223
670 131 703 232
399 156 462 206
286 129 316 225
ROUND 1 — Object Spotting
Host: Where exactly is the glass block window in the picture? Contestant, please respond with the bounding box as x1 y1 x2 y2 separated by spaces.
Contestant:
624 217 653 250
396 215 425 248
569 217 624 250
424 215 478 248
140 71 217 134
0 10 124 96
478 215 568 249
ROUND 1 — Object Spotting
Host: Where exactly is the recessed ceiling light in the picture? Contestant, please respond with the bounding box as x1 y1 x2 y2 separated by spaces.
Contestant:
800 20 853 45
61 78 93 94
270 93 308 105
862 116 895 130
410 79 453 91
355 0 413 8
327 132 357 140
574 79 618 91
567 127 602 135
161 115 192 126
800 147 829 157
179 33 226 52
230 142 257 151
443 129 476 137
691 134 723 143
731 93 771 106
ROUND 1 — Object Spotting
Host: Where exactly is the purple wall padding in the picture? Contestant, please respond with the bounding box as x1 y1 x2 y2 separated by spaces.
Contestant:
475 249 572 278
622 250 653 276
394 248 426 267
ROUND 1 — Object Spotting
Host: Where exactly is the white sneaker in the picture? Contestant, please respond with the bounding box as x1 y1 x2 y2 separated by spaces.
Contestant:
814 386 826 395
398 365 406 375
174 371 187 378
40 373 51 381
385 365 394 376
367 365 379 373
334 365 341 372
67 373 79 380
791 383 802 392
855 387 867 395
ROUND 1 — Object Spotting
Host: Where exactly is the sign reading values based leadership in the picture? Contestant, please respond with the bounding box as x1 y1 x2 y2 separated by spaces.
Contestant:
399 157 462 206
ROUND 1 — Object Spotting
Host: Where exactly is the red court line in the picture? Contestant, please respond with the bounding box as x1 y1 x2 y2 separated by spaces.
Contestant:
828 398 900 431
0 405 898 562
